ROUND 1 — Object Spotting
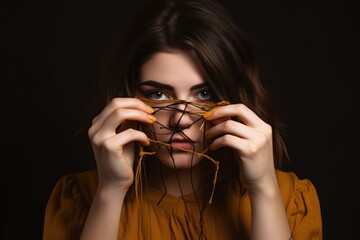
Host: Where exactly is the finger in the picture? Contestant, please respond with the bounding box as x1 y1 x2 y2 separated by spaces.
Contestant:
90 108 156 141
205 116 229 126
206 120 254 140
210 134 249 154
204 104 264 128
91 98 154 132
103 128 150 149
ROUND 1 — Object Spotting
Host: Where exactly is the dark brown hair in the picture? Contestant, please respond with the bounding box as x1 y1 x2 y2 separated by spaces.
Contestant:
96 0 287 171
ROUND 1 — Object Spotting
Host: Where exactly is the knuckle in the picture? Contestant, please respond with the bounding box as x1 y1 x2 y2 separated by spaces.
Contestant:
91 134 103 146
127 128 137 135
247 142 258 155
88 127 95 138
113 108 125 119
263 123 272 136
258 134 268 146
222 134 233 144
110 98 122 107
236 103 246 112
91 115 98 124
223 120 233 130
102 138 115 151
126 128 144 140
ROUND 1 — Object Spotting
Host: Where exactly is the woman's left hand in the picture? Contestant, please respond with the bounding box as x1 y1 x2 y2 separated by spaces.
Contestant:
204 103 277 193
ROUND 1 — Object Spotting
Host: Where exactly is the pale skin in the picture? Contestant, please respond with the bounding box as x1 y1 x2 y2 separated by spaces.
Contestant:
80 51 292 240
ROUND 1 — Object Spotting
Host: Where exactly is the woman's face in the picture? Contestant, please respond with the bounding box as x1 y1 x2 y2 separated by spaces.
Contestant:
137 51 214 169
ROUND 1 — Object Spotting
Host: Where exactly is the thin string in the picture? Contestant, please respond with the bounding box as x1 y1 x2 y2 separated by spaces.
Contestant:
198 202 208 240
134 99 229 239
164 101 193 219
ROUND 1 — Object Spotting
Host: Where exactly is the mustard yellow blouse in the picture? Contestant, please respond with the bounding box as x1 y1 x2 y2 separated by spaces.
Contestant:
43 169 322 239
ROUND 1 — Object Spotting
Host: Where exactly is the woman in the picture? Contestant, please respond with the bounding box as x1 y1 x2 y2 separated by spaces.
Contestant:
43 0 322 239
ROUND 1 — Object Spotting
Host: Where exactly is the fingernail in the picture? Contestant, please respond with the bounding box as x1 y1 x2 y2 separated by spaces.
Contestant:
203 111 213 119
147 114 157 122
145 105 154 113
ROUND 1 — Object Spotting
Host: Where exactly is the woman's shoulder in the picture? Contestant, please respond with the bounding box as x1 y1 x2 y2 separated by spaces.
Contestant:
57 169 98 185
50 169 98 201
43 170 99 239
275 169 319 198
275 170 322 238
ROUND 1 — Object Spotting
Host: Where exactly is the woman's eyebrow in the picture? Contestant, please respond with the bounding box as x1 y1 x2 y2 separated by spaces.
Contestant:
190 82 208 91
140 80 209 91
140 80 174 90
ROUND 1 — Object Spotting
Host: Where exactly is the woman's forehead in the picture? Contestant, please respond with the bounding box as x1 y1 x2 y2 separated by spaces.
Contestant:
139 51 205 89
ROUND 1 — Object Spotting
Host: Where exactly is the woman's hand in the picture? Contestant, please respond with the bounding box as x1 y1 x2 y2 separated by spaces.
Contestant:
88 98 156 192
204 103 277 193
205 103 292 239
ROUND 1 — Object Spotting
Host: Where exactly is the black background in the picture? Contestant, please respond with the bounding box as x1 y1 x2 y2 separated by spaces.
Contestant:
2 1 359 239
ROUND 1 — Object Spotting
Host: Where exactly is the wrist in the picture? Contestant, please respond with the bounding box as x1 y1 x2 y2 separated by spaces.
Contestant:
96 184 129 202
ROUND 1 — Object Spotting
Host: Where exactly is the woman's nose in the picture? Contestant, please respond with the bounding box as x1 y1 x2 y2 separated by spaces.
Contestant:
169 103 193 131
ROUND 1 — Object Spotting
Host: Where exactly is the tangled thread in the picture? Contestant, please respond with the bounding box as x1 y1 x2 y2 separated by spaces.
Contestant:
134 98 229 239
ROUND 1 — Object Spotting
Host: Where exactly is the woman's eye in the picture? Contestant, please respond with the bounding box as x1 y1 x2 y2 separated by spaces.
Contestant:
197 90 212 101
147 91 168 100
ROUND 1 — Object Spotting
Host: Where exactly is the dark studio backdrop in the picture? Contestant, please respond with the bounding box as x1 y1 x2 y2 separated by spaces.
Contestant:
1 0 358 239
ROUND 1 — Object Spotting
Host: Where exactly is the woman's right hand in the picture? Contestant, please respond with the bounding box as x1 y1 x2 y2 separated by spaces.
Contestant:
88 98 156 192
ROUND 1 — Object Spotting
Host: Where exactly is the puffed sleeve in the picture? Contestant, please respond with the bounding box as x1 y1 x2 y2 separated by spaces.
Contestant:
277 171 323 240
42 171 97 240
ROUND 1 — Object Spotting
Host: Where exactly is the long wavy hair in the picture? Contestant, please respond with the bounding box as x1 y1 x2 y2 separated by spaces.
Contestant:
92 0 288 192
